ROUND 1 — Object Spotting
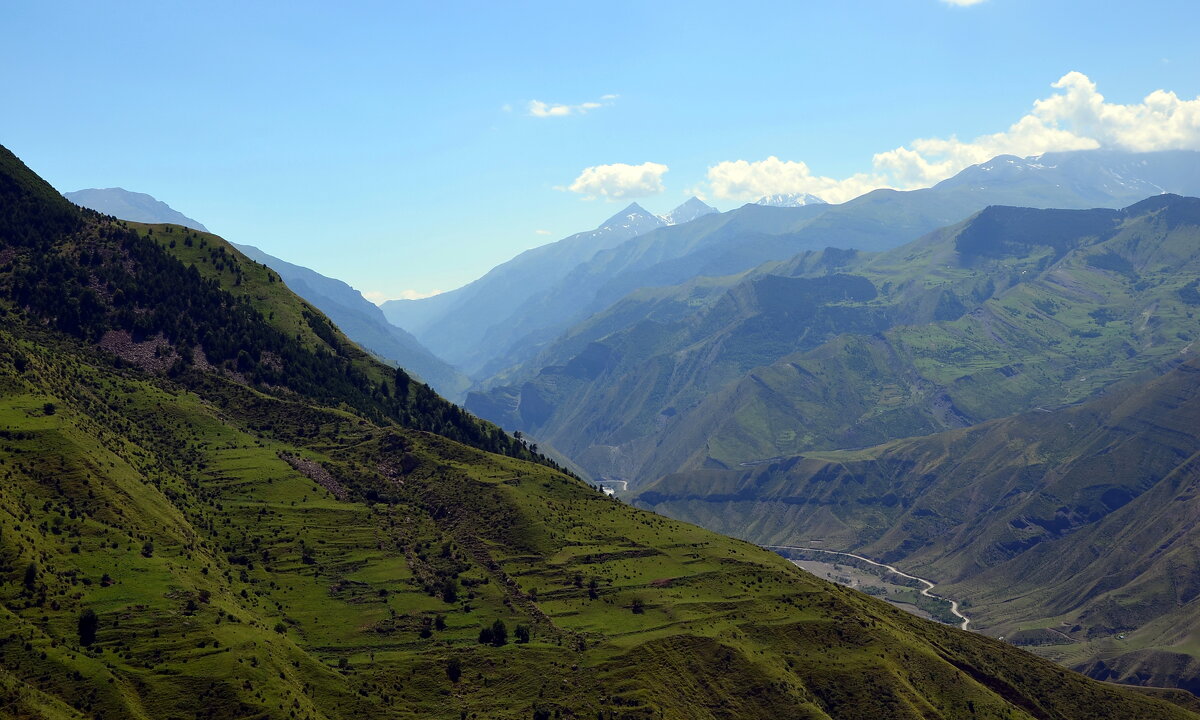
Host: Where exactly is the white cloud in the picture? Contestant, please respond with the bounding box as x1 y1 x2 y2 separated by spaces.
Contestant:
528 94 614 118
535 229 552 235
362 289 443 305
705 157 887 204
565 162 669 200
942 0 987 5
702 72 1200 203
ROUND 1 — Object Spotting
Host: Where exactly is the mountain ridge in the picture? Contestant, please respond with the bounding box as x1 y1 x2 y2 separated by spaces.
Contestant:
379 198 715 374
65 187 209 232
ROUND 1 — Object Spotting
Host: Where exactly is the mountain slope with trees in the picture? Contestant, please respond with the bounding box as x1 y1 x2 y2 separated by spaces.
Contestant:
63 187 470 400
232 242 470 400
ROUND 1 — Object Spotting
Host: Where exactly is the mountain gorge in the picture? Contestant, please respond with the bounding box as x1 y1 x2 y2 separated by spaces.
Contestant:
11 145 1196 718
636 353 1200 692
461 175 1200 693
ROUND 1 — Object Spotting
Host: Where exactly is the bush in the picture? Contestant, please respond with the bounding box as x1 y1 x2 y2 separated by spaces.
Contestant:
446 657 462 683
441 577 458 604
490 619 508 647
78 608 98 646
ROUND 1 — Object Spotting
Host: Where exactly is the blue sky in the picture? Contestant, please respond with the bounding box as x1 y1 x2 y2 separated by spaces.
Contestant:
3 0 1199 300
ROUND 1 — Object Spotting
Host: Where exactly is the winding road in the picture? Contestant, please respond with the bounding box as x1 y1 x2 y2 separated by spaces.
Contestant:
765 544 971 631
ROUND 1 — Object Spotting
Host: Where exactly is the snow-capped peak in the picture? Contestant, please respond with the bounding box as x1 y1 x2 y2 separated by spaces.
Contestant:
658 197 718 226
596 202 665 233
754 193 827 208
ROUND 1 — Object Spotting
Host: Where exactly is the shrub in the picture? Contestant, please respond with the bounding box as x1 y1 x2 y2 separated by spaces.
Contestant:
490 619 508 647
78 608 98 646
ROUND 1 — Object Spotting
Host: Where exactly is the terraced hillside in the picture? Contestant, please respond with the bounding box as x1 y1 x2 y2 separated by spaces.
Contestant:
3 146 1199 718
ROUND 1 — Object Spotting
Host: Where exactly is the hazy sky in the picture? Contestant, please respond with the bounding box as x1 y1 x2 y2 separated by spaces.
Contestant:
4 1 1199 300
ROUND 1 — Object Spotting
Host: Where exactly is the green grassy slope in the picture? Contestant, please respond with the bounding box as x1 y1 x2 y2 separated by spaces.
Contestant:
636 355 1200 692
2 145 1197 718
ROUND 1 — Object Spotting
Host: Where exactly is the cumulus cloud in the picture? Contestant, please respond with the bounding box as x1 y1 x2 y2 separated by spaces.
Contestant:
705 157 887 204
528 94 615 118
703 72 1200 203
362 289 443 304
565 162 669 200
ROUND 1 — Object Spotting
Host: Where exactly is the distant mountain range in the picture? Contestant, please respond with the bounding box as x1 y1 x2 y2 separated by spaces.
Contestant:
390 149 1200 383
658 196 719 224
470 192 1200 487
380 197 719 375
464 188 1200 692
756 192 827 207
63 187 468 398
